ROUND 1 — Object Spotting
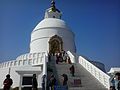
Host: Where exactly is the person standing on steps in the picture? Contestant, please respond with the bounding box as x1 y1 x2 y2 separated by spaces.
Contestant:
49 74 56 90
67 56 71 64
62 52 67 63
32 74 38 90
69 65 75 77
56 53 60 64
42 74 46 90
62 74 68 88
48 53 51 62
3 74 13 90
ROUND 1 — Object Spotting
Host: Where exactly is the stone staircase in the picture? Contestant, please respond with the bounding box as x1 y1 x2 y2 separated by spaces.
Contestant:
69 63 108 90
55 63 72 86
55 63 108 90
48 56 108 90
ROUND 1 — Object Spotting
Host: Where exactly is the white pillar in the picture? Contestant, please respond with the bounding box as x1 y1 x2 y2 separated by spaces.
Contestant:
42 54 48 90
8 67 11 74
19 74 23 90
43 56 47 75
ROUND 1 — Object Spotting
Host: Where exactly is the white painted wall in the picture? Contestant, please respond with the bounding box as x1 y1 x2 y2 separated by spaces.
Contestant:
10 67 20 88
0 52 47 89
30 27 76 53
0 64 43 89
0 66 21 89
0 67 9 88
45 9 61 19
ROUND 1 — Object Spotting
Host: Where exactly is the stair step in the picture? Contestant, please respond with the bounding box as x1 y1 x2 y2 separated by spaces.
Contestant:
69 87 107 90
48 57 107 90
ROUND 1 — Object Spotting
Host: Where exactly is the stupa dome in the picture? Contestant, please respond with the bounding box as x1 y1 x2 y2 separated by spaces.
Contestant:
33 18 70 31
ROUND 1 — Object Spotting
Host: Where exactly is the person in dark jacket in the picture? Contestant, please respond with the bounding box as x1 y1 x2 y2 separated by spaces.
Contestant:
42 75 46 90
114 73 120 90
49 74 56 90
62 74 68 86
69 65 75 77
110 86 116 90
116 73 120 90
3 74 13 90
32 74 38 90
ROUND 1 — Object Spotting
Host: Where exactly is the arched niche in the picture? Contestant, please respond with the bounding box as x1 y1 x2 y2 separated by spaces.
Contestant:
49 35 63 54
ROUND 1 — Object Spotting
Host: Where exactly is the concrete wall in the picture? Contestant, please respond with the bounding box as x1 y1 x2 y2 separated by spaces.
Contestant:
0 67 9 88
0 65 43 89
30 28 76 53
0 52 47 89
0 66 20 89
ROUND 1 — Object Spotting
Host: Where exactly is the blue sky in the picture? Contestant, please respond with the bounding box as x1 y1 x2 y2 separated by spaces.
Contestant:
0 0 120 71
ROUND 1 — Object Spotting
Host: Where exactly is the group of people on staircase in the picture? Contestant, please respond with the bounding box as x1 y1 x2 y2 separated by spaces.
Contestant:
47 73 68 90
48 50 71 64
47 74 56 90
55 50 71 64
47 50 76 90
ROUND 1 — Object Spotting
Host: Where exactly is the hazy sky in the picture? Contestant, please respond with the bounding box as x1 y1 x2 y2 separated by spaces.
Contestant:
0 0 120 71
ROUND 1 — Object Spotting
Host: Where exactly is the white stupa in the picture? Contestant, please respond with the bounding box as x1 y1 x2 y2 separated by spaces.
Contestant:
30 1 76 53
0 1 112 90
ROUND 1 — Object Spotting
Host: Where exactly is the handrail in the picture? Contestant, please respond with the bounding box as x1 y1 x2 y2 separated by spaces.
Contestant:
79 56 110 89
67 51 110 89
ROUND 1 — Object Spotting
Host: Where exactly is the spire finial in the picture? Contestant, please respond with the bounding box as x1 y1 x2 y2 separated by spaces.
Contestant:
51 0 55 7
51 0 56 12
51 0 55 3
44 0 61 19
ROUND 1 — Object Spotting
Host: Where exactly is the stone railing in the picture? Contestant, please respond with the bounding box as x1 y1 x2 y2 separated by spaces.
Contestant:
79 56 110 89
0 52 46 68
0 60 16 68
67 51 110 89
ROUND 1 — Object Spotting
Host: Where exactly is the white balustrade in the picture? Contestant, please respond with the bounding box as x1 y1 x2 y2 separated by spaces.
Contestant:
79 56 110 89
0 52 46 68
67 51 110 89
